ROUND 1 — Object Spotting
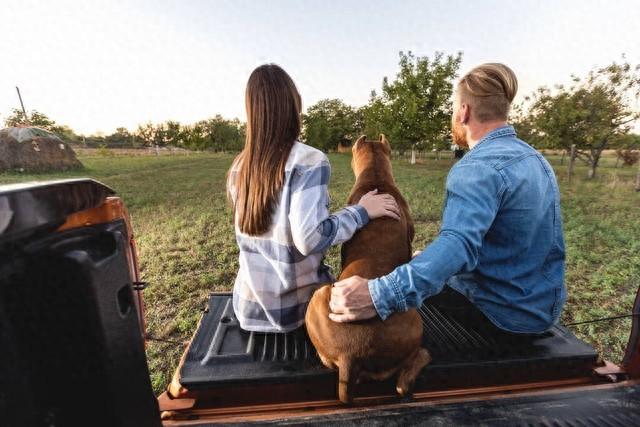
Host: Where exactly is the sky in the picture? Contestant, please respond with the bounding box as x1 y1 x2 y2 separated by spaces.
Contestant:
1 0 639 135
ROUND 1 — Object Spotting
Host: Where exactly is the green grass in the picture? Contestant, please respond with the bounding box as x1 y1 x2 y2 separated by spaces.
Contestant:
2 151 639 395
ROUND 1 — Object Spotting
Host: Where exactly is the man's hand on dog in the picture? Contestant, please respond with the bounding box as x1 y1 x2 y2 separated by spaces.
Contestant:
329 276 378 322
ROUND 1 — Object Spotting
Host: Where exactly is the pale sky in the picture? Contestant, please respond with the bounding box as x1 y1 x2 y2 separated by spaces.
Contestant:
2 0 639 135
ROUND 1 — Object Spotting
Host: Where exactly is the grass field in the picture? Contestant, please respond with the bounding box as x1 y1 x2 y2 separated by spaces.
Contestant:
1 150 639 395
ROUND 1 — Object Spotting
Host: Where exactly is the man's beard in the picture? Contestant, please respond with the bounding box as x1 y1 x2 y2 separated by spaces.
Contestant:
451 116 468 149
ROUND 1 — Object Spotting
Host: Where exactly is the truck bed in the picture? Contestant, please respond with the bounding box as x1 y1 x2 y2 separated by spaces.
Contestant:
171 292 599 407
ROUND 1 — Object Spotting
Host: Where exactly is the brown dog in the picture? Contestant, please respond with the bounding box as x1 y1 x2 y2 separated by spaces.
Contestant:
305 134 431 404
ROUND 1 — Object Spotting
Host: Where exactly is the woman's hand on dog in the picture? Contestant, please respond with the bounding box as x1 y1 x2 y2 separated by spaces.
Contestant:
329 276 378 322
358 189 401 221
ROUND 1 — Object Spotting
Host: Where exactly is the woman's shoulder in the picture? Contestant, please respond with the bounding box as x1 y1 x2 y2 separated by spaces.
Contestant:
287 141 329 170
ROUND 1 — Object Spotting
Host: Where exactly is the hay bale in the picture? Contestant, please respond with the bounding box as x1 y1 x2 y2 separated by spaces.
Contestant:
0 127 83 172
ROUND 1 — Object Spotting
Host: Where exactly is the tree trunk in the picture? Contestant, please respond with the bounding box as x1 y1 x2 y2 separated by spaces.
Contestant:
587 150 602 179
567 145 577 183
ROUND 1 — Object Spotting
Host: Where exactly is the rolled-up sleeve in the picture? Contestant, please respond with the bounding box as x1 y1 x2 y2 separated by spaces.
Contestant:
368 161 506 320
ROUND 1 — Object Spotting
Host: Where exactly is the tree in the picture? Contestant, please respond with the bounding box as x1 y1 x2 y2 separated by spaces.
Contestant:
522 59 640 178
612 133 640 150
104 127 132 147
136 122 167 147
511 103 537 145
181 122 207 150
5 108 56 130
359 92 391 143
363 51 463 151
55 125 81 144
302 99 360 152
199 115 245 152
164 121 182 147
3 108 83 142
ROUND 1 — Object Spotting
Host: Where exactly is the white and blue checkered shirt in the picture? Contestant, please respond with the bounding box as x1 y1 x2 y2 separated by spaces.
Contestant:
228 142 369 332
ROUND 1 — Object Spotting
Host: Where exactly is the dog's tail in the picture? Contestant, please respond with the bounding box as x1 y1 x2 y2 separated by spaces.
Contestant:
338 357 358 404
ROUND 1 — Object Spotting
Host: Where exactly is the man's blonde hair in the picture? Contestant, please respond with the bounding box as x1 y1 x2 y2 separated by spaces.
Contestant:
458 63 518 122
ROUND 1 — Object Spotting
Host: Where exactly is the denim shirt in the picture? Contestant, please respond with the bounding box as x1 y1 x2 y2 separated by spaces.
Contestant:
369 126 566 333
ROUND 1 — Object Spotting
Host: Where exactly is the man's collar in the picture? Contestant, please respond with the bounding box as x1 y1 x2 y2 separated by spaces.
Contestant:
472 125 516 150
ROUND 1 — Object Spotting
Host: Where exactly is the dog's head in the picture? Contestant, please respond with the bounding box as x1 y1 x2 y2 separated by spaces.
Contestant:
351 134 392 178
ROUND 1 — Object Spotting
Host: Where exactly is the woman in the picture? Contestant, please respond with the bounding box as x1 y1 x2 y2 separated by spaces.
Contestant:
228 64 400 332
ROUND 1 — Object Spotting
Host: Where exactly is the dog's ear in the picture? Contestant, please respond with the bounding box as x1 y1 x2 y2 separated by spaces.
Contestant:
379 134 391 154
353 135 366 152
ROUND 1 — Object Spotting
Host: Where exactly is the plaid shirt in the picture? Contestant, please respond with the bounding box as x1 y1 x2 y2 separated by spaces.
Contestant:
228 142 369 332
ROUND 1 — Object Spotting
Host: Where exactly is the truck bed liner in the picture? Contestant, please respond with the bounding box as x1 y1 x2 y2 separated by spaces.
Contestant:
178 293 598 397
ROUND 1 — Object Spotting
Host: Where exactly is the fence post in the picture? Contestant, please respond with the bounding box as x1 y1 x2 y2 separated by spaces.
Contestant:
635 159 640 192
567 144 576 183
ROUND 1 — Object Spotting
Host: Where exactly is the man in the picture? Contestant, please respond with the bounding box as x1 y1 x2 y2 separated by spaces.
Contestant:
329 63 566 335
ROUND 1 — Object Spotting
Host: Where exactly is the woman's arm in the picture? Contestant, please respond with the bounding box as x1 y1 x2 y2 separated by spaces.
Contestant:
289 159 399 256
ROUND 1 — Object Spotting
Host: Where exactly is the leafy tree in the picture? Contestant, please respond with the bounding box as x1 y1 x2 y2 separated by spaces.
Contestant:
302 99 360 151
181 122 207 150
55 125 81 143
105 127 132 147
612 133 640 150
364 51 463 151
4 108 56 129
199 115 245 152
511 103 537 144
359 92 391 143
3 108 83 143
522 59 640 178
164 121 182 147
136 122 166 147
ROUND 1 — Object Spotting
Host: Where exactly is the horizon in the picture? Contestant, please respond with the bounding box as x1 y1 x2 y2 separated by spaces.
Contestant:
2 0 640 135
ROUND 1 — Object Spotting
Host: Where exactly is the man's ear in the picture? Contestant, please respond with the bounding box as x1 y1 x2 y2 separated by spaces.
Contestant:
379 134 391 154
460 104 470 125
353 135 366 152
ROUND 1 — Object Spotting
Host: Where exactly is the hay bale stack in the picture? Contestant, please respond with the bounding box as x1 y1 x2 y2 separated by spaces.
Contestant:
0 127 82 172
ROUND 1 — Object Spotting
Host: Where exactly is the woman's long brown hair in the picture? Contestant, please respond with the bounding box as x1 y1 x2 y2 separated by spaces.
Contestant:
229 64 302 235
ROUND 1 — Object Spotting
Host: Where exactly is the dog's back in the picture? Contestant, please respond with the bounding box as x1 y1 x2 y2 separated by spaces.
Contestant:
305 135 430 404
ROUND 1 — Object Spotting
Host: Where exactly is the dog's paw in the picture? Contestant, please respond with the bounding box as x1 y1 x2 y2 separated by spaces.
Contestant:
396 389 414 403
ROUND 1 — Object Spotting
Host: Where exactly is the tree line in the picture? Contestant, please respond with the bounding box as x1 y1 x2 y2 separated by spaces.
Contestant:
302 53 639 178
303 51 463 152
4 51 639 178
512 60 640 178
3 110 245 152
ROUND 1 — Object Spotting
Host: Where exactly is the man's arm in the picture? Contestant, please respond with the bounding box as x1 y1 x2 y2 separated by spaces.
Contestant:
330 162 506 322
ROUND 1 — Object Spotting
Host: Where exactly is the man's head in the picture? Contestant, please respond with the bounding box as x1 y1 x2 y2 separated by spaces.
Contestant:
451 63 518 148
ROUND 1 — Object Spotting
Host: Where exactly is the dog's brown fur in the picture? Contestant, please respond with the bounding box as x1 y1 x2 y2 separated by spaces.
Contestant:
305 135 431 404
